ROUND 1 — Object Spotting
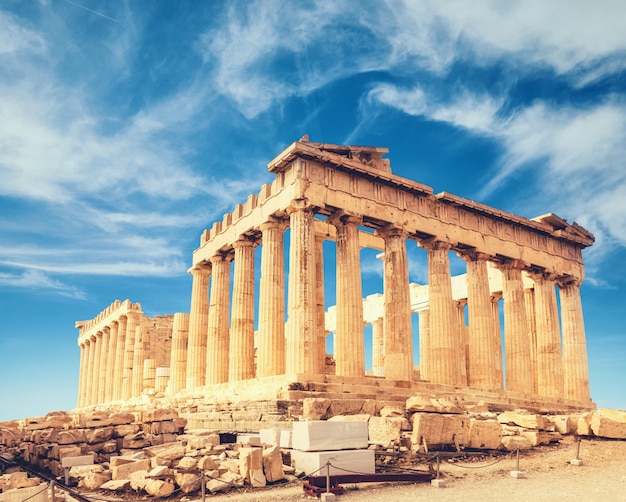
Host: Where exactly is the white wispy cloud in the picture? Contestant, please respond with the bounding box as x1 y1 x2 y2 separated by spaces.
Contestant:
0 269 87 300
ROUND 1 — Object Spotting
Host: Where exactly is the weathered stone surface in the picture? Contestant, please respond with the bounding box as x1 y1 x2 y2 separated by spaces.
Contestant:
328 414 370 422
497 411 547 430
520 430 554 446
259 428 281 446
302 397 331 420
262 445 285 482
129 469 149 491
206 477 230 493
576 412 594 436
143 408 179 422
380 406 405 418
122 431 151 449
173 471 201 493
176 456 198 471
100 479 131 491
406 396 463 414
549 415 573 435
328 399 365 417
146 478 175 497
239 447 265 486
501 435 533 450
368 416 401 445
114 424 140 438
85 427 114 444
56 429 86 444
198 455 218 471
410 413 469 450
590 408 626 439
291 449 375 476
466 419 502 449
110 457 151 480
143 441 185 461
185 433 220 450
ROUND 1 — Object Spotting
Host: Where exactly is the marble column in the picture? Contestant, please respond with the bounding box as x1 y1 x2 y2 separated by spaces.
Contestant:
112 315 127 401
461 252 501 390
498 260 533 394
371 317 385 377
286 200 318 374
315 232 327 373
105 321 118 402
86 335 97 405
257 219 287 377
122 310 141 399
97 328 110 403
531 272 564 398
78 342 87 407
379 227 412 381
186 264 211 389
421 239 464 385
457 299 469 384
131 322 145 397
206 253 232 385
169 313 190 394
331 213 365 377
490 293 504 389
229 237 256 382
558 278 591 403
91 331 103 404
417 308 430 380
523 283 539 394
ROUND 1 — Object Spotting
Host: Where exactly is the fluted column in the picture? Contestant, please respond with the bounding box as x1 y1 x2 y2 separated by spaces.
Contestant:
531 272 564 398
229 237 256 382
86 335 97 405
379 227 412 381
315 232 327 373
131 321 145 397
97 328 109 403
421 239 464 385
77 342 87 407
557 278 591 402
206 253 232 384
169 313 190 393
372 317 385 377
417 308 430 380
112 315 127 401
523 283 539 394
286 200 318 374
497 260 533 394
186 264 211 389
90 331 103 404
457 299 469 383
490 293 504 389
257 218 287 377
461 252 501 390
331 212 365 377
122 310 141 399
105 321 118 402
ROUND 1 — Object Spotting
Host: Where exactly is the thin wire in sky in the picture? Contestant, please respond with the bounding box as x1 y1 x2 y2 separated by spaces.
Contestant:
63 0 120 24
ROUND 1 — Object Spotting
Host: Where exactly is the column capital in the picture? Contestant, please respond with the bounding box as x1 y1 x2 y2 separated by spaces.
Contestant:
188 262 212 276
260 216 288 233
328 210 362 227
209 252 234 265
457 249 492 262
494 258 526 271
527 267 557 282
376 224 408 240
556 275 583 288
418 237 452 252
233 236 258 250
286 198 316 215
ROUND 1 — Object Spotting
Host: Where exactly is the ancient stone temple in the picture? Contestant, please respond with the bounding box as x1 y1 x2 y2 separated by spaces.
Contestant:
75 137 595 421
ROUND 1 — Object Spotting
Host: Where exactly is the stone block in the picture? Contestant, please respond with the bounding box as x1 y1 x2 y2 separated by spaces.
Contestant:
100 479 131 491
143 409 179 422
143 441 185 461
410 413 469 450
290 449 375 476
328 399 365 417
549 415 573 435
576 412 594 436
86 427 114 444
497 411 547 430
368 416 401 445
198 455 218 471
380 406 405 418
56 430 86 445
259 428 281 446
185 433 220 450
58 445 83 459
114 424 140 438
110 456 151 480
520 430 553 446
466 419 502 449
206 478 230 493
145 479 175 497
238 433 262 446
122 432 151 449
176 456 198 471
590 408 626 439
303 398 332 420
262 445 285 482
0 483 49 502
280 429 292 448
501 435 533 451
239 447 265 486
129 470 149 491
292 420 368 451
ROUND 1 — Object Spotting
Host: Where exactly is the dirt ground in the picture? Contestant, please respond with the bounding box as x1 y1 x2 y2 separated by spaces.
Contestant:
196 437 626 502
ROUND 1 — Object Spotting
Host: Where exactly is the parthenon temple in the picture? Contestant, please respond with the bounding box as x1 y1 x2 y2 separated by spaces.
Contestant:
75 138 595 418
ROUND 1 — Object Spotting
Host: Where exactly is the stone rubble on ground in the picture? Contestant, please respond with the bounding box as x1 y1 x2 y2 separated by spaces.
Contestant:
0 401 625 498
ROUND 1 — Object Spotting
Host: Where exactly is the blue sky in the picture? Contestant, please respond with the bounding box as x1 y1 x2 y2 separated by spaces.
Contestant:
1 1 625 421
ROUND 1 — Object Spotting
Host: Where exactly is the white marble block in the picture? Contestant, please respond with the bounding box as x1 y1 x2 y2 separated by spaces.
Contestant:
259 428 282 446
291 449 375 476
292 420 368 451
280 429 293 448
